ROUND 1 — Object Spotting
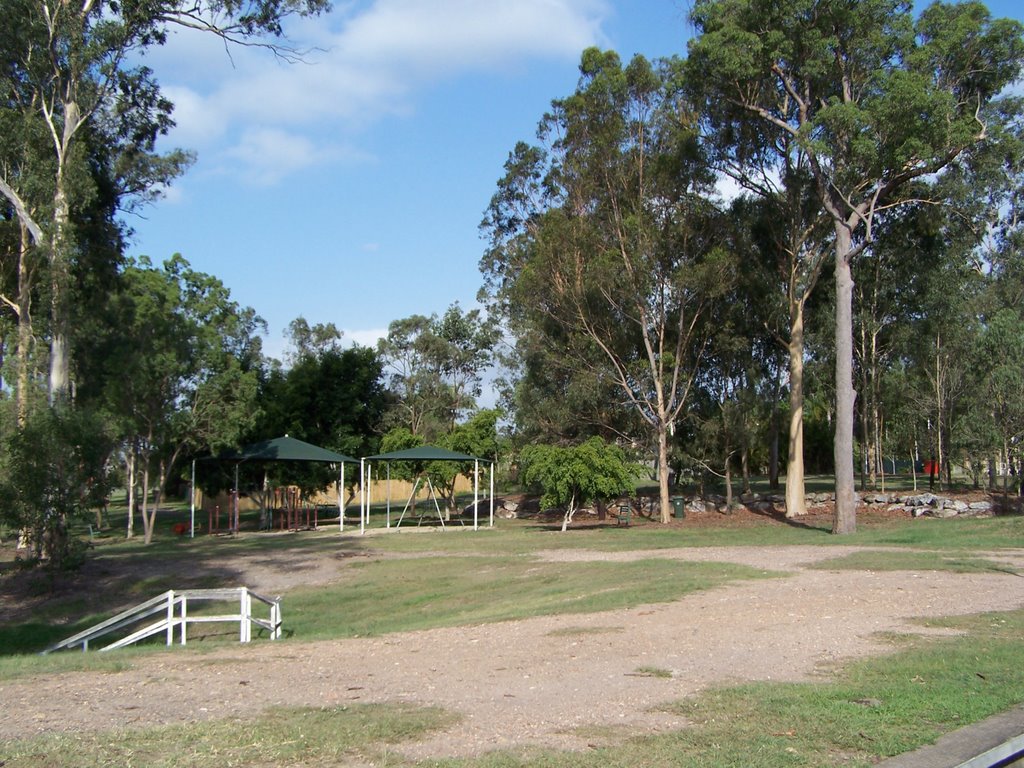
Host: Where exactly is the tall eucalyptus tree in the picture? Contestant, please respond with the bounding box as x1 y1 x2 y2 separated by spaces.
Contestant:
481 49 733 523
378 303 499 441
0 0 327 401
687 0 1024 532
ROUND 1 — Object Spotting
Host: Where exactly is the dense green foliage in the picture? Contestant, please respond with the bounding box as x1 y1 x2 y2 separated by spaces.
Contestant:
519 437 642 530
482 1 1024 532
0 0 331 552
0 404 115 566
378 302 500 440
241 341 389 496
4 0 1024 560
685 0 1024 532
481 49 735 523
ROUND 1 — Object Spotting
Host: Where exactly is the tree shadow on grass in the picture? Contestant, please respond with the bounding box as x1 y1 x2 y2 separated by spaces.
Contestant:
992 495 1024 516
525 522 638 533
741 503 835 533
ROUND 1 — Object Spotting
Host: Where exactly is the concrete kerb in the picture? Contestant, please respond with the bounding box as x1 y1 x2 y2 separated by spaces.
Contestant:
877 705 1024 768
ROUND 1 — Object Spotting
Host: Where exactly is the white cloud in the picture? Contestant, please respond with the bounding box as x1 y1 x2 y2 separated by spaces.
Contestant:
336 0 609 73
261 332 290 363
155 181 186 205
161 84 229 147
224 127 374 186
715 173 746 203
715 168 784 203
153 0 610 182
344 327 389 348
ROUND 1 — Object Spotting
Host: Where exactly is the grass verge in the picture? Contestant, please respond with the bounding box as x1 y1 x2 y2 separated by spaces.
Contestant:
4 511 1020 659
353 513 1024 555
285 556 781 639
0 554 779 665
810 549 1021 574
417 608 1024 768
0 646 139 681
0 703 449 767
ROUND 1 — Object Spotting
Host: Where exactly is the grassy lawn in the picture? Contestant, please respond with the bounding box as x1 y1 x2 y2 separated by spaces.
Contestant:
1 495 1022 766
353 511 1024 554
3 506 1022 656
809 549 1020 575
286 556 780 639
1 703 449 767
0 551 781 659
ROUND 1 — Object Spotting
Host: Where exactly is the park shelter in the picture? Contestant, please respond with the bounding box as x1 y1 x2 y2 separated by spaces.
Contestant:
192 436 358 536
358 445 494 534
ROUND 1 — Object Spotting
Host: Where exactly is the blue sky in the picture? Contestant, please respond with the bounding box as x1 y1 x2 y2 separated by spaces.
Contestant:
126 0 691 359
125 0 1024 362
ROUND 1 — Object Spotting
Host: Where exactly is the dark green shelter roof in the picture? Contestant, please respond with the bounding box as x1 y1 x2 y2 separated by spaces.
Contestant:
366 445 486 463
218 435 357 464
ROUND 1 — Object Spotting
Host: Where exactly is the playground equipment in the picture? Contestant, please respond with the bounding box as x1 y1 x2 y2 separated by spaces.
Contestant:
193 435 357 538
358 444 495 534
208 504 221 534
203 490 241 536
393 474 458 528
272 486 320 531
43 587 282 653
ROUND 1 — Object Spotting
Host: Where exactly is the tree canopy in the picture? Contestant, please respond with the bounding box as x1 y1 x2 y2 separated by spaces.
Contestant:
481 48 736 523
519 437 641 532
5 0 1024 560
686 0 1024 532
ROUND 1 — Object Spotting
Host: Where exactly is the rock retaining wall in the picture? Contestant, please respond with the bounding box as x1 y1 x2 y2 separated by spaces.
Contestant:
683 490 995 518
496 491 1003 521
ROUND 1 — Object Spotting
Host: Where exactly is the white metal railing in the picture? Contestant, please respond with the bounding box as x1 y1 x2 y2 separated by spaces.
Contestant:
42 587 282 654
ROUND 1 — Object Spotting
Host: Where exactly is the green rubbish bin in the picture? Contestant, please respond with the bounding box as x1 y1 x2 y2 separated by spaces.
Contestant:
670 496 685 519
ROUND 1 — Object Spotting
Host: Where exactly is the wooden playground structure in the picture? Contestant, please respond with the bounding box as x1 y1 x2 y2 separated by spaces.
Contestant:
202 486 339 535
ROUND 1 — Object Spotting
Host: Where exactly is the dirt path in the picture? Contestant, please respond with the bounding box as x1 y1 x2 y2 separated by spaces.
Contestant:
3 545 1024 760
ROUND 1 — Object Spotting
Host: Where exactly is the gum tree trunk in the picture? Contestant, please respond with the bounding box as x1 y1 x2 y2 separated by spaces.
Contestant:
785 304 807 518
657 423 672 523
832 225 858 535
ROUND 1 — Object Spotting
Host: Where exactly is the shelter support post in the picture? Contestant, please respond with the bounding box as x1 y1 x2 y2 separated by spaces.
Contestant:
364 445 493 534
473 459 479 530
360 459 367 535
339 463 345 534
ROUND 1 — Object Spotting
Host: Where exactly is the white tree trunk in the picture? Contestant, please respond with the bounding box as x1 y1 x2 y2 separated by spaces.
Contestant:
15 223 33 424
657 423 672 523
785 304 807 518
141 463 152 544
48 146 74 401
561 491 578 532
125 449 135 540
832 226 858 534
